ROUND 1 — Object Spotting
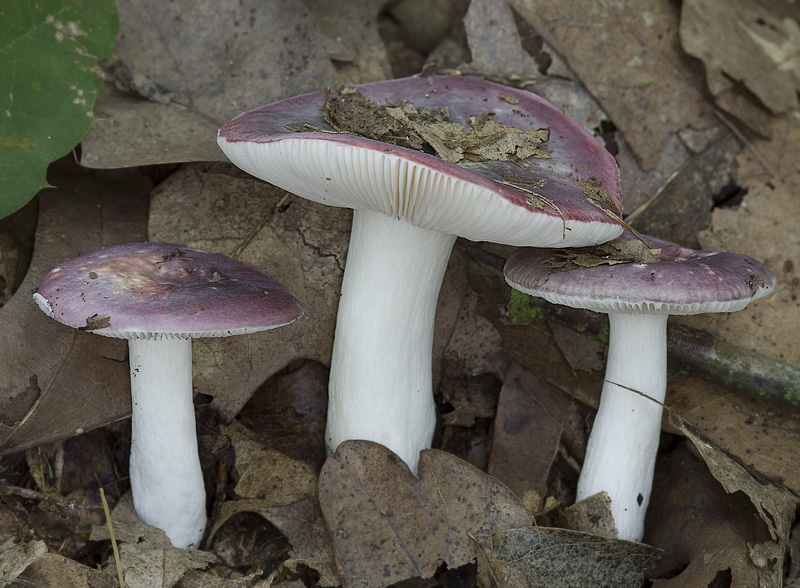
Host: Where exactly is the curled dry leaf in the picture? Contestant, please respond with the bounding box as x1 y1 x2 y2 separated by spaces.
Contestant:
318 440 534 588
646 439 795 588
474 527 659 588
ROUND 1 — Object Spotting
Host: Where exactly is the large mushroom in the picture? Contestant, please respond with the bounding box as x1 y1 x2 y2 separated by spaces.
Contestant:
503 232 776 542
217 75 624 472
33 242 302 548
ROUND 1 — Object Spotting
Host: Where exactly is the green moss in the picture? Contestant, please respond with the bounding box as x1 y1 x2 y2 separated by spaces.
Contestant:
506 289 546 323
597 321 610 345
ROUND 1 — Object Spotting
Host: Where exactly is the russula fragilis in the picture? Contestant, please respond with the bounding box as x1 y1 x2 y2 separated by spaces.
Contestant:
217 75 623 472
33 242 302 548
504 232 776 541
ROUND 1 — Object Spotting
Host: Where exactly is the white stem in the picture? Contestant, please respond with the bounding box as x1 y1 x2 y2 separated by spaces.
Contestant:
326 209 457 473
575 312 668 543
128 337 207 548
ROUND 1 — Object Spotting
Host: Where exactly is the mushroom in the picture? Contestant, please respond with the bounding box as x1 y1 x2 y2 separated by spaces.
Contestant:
217 75 624 472
33 242 302 548
503 232 776 542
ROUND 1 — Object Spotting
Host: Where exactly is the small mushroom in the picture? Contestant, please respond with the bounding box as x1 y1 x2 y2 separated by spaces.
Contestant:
33 243 302 548
503 232 776 542
217 75 624 472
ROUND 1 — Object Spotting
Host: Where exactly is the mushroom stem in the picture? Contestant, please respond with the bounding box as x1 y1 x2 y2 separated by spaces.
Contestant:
575 312 668 543
128 337 207 548
327 209 457 473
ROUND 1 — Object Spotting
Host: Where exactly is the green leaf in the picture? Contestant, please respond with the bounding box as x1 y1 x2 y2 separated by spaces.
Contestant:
0 0 118 218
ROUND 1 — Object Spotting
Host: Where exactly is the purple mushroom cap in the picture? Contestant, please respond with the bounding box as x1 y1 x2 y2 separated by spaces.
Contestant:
34 242 303 338
218 75 624 248
504 233 777 314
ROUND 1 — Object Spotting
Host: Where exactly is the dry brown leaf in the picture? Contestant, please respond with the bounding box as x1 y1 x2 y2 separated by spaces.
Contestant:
460 0 543 79
488 362 569 505
0 165 149 456
475 526 659 588
680 0 800 118
148 162 466 419
80 0 340 168
510 0 716 170
210 420 337 586
318 441 534 588
91 494 216 588
238 361 328 467
631 127 741 246
17 552 117 588
646 441 794 588
685 115 800 363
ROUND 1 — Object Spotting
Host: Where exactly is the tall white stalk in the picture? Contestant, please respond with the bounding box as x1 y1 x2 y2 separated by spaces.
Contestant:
576 312 668 542
128 337 207 548
326 209 457 473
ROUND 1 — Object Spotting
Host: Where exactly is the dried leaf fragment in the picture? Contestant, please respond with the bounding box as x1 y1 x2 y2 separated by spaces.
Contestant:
318 88 551 165
543 240 662 272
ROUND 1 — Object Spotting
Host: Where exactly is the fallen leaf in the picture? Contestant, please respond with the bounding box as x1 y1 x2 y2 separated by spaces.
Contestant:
475 526 659 588
488 362 569 505
80 0 393 170
510 0 716 170
645 440 795 588
238 360 329 467
91 493 216 588
460 0 542 79
80 0 335 168
680 0 800 117
686 116 800 362
0 164 149 455
318 441 534 588
210 420 337 586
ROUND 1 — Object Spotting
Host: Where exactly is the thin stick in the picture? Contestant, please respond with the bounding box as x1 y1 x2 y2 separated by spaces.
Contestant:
100 488 125 588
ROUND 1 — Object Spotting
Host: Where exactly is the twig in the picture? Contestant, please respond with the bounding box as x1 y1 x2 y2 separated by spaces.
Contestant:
100 488 125 588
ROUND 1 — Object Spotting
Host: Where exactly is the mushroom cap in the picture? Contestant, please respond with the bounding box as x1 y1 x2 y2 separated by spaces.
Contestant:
504 233 777 315
218 75 624 248
34 242 303 339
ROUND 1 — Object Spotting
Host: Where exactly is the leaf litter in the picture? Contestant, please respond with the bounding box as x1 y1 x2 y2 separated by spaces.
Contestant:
305 87 552 165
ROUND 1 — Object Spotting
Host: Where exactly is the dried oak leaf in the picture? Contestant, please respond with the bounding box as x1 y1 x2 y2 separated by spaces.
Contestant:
318 440 534 588
474 527 659 588
209 420 337 587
